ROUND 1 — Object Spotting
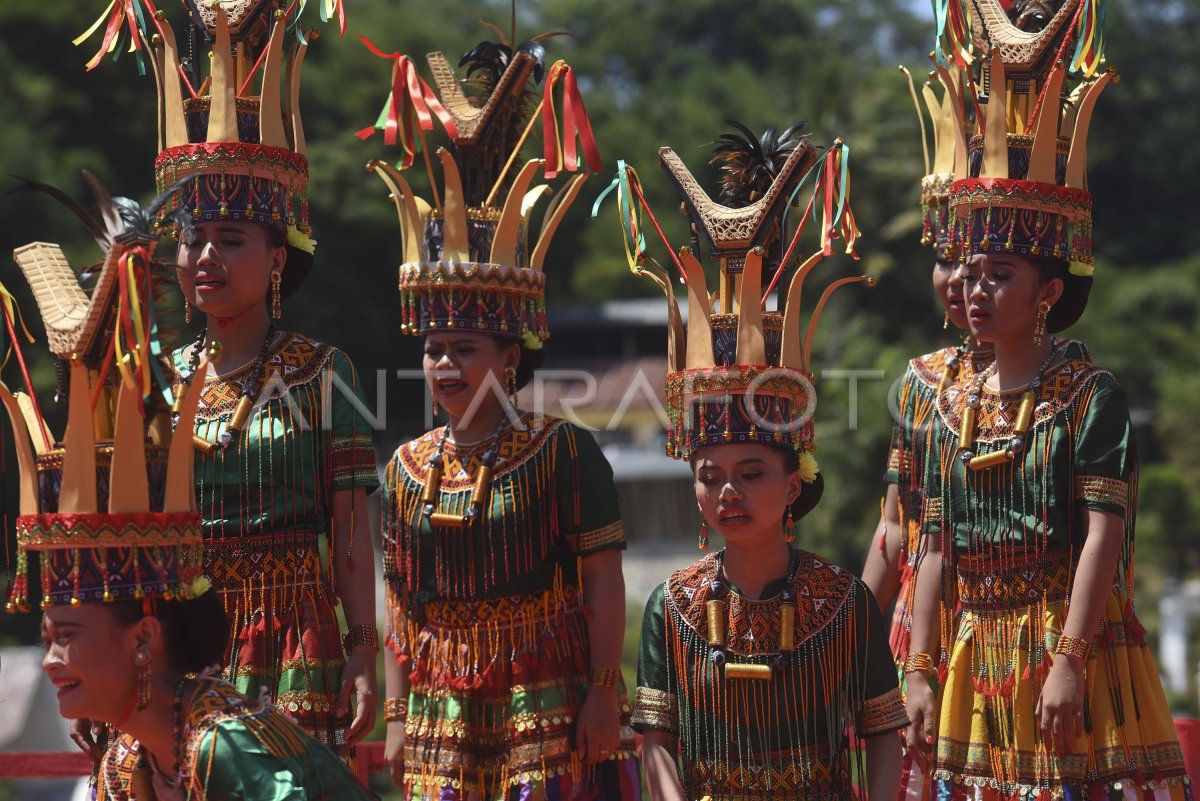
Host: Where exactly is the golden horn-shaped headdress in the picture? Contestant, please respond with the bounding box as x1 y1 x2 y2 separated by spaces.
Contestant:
940 0 1115 291
3 174 207 613
596 123 869 463
362 25 598 344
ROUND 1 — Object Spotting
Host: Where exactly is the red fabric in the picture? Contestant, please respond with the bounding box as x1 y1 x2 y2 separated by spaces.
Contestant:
1174 718 1200 787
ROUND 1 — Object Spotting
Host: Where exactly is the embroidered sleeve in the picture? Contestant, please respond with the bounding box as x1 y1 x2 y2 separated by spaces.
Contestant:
857 688 909 736
557 424 626 555
632 687 678 734
327 350 380 493
633 583 678 733
858 582 908 736
1072 373 1135 518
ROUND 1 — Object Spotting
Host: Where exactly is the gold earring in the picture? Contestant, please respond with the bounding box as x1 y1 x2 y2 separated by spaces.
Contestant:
1033 300 1050 346
133 645 152 711
185 299 192 324
271 271 283 320
432 396 439 419
698 520 709 551
943 311 950 330
504 366 518 409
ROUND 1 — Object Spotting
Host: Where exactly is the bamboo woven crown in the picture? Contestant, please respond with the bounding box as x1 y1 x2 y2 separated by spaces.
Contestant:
2 177 208 612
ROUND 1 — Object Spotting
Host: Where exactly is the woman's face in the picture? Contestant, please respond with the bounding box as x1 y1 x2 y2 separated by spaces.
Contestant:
693 444 801 546
176 221 285 322
932 257 969 330
962 253 1061 346
41 604 142 724
422 332 519 420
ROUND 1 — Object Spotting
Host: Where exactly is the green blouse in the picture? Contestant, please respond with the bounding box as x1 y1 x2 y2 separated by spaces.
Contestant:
924 342 1134 553
634 549 906 800
97 678 377 801
382 412 625 608
173 331 379 540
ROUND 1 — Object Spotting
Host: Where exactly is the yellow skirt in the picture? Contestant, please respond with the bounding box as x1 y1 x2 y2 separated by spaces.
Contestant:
935 555 1191 799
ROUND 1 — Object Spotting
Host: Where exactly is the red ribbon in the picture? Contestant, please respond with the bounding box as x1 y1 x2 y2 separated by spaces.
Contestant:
543 62 602 178
356 36 457 167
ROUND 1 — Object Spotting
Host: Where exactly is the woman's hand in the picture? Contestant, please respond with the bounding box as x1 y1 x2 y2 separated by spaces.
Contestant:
384 719 406 788
337 647 378 745
69 718 105 760
903 671 937 765
1037 655 1086 756
575 687 620 764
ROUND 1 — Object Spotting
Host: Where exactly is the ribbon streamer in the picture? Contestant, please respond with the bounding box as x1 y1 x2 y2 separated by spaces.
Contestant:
356 37 458 168
542 61 602 178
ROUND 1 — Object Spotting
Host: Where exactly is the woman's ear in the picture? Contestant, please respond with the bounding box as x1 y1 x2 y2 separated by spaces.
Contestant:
786 470 803 507
127 614 167 662
1039 276 1064 309
271 245 287 276
501 340 522 372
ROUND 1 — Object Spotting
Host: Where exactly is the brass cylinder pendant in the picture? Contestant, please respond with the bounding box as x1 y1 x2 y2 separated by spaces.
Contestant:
706 599 726 646
724 663 772 681
968 448 1015 471
1013 390 1036 434
778 602 796 652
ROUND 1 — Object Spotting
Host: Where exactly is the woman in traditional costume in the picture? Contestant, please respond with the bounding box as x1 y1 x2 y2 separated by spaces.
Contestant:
2 181 374 800
605 124 907 800
143 2 378 758
359 25 640 801
903 6 1192 796
860 67 995 650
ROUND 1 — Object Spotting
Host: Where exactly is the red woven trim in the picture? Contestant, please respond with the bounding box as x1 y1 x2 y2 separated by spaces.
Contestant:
398 261 547 296
16 512 202 549
156 142 307 170
948 178 1091 219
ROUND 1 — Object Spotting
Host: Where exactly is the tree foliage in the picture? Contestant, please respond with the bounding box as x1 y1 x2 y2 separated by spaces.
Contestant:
1 0 1198 640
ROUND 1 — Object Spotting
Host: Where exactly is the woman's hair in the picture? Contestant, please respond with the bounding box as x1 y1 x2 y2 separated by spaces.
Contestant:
486 336 545 390
1029 255 1092 333
108 591 230 674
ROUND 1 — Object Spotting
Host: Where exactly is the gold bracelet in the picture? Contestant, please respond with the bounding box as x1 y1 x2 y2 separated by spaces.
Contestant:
343 624 380 653
1054 635 1091 661
589 667 619 690
384 697 408 723
902 651 935 677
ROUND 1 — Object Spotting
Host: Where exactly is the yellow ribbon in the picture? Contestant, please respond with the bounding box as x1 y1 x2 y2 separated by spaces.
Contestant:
0 282 37 370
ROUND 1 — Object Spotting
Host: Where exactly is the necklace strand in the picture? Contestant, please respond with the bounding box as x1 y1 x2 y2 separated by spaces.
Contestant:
957 343 1058 471
421 417 510 529
177 325 277 453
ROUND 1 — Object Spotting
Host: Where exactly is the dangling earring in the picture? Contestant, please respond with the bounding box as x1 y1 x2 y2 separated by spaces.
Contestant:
133 645 152 712
504 366 518 410
784 509 796 543
698 520 709 551
1033 300 1050 346
431 396 440 419
270 271 283 321
185 299 192 325
942 311 950 331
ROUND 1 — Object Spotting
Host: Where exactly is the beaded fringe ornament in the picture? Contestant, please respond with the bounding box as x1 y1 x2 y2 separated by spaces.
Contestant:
383 418 591 681
661 556 874 799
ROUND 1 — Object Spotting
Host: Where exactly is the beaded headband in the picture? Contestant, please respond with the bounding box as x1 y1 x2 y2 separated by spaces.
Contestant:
2 175 208 612
360 23 601 341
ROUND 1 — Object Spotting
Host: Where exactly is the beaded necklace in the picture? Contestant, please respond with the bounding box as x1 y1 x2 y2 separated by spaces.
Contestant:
174 325 276 453
956 344 1058 471
936 338 995 395
704 549 801 680
420 417 509 529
